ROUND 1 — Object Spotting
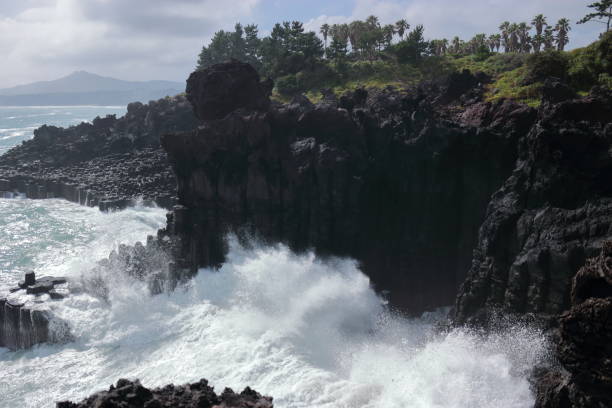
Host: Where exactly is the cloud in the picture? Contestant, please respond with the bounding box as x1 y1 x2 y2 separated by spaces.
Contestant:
0 0 260 88
0 0 604 88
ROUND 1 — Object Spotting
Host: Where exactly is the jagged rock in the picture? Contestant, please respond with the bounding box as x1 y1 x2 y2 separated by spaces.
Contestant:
541 77 576 104
534 243 612 407
56 378 273 408
186 60 272 121
161 67 529 313
0 95 199 210
454 88 612 325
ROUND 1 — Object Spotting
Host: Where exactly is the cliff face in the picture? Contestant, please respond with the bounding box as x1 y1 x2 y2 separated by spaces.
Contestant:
534 242 612 408
162 62 535 313
454 86 612 325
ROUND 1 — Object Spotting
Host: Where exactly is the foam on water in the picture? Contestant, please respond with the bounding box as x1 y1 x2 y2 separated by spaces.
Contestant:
0 200 549 408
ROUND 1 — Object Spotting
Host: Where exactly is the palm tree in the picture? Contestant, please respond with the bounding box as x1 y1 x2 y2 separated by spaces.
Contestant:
320 23 330 50
366 15 380 28
532 34 544 53
532 14 547 35
395 19 409 40
508 23 519 52
517 22 532 53
493 34 502 52
543 26 555 50
440 38 449 55
499 21 511 52
451 36 462 54
555 18 571 51
487 34 497 52
382 24 396 48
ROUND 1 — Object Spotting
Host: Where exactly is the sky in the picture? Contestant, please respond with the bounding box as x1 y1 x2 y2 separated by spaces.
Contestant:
0 0 605 88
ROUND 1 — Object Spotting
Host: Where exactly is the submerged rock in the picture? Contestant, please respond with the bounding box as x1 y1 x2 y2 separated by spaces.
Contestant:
56 378 273 408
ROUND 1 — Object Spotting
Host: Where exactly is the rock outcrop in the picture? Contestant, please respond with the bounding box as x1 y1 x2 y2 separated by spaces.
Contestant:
56 378 273 408
454 85 612 325
0 95 199 210
534 242 612 407
161 62 533 313
0 272 70 350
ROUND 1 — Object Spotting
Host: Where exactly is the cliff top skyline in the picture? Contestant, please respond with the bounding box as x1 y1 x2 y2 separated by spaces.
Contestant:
0 0 605 88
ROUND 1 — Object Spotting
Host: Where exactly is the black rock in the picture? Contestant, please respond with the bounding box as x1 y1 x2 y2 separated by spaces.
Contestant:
56 378 273 408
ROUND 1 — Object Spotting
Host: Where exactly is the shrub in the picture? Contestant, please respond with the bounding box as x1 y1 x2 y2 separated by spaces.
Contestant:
523 51 569 84
567 31 612 90
276 74 300 96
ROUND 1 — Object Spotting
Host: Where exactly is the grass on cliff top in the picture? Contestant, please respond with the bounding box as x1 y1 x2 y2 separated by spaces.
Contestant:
271 33 610 107
485 66 543 107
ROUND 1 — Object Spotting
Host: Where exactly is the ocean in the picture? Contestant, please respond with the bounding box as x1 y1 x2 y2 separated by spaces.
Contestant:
0 106 126 155
0 107 549 408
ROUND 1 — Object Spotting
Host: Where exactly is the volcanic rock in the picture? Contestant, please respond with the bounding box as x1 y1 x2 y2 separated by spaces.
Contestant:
56 378 273 408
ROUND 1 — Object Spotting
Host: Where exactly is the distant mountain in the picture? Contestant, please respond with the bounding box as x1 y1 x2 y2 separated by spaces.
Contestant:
0 71 184 106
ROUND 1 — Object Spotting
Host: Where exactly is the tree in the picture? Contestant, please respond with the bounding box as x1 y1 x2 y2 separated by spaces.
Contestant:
395 19 409 39
517 22 532 53
531 14 547 52
451 36 462 54
499 21 511 52
320 23 330 50
382 24 396 48
327 35 348 61
488 34 501 52
532 14 547 36
555 18 571 51
578 1 612 33
543 26 555 51
395 24 428 63
508 23 519 52
244 24 261 69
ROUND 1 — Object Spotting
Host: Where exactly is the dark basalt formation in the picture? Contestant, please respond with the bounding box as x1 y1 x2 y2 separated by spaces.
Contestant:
454 87 612 325
0 95 199 210
161 63 533 313
534 242 612 407
56 378 273 408
0 272 69 350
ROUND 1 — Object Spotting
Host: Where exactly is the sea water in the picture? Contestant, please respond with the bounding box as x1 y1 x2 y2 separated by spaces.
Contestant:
0 108 549 408
0 106 125 155
0 199 550 408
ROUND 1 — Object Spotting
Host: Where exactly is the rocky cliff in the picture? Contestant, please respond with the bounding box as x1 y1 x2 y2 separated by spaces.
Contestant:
161 62 535 313
454 85 612 325
0 95 199 210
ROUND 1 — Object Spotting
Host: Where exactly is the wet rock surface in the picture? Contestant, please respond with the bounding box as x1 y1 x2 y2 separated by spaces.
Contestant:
0 95 199 210
534 242 612 407
56 378 273 408
1 272 69 350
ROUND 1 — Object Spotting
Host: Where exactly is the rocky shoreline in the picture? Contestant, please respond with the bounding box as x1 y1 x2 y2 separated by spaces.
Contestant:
57 378 273 408
1 60 610 407
0 95 199 210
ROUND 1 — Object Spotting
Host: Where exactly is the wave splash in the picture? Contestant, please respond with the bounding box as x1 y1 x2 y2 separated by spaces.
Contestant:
1 228 548 407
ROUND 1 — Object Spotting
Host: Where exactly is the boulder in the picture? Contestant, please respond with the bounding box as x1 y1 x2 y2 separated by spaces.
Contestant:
186 60 273 121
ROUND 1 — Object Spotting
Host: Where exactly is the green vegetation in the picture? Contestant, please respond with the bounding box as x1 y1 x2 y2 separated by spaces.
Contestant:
195 4 610 103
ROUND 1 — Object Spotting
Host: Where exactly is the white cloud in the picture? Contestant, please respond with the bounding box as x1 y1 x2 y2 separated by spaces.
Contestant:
0 0 260 88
